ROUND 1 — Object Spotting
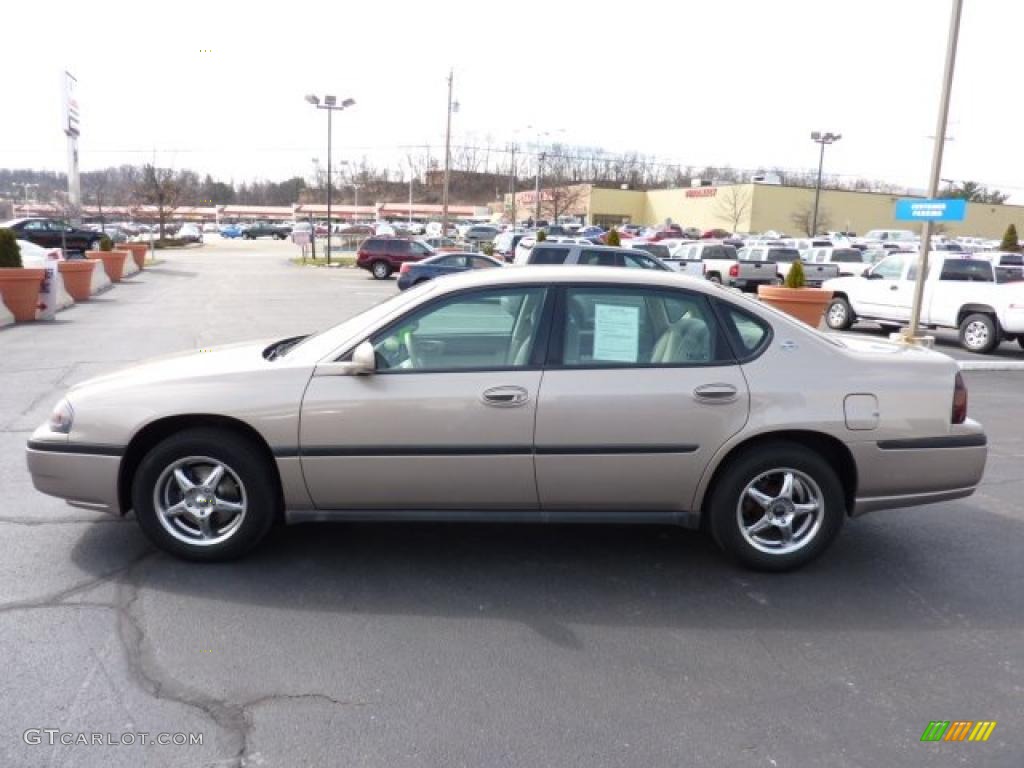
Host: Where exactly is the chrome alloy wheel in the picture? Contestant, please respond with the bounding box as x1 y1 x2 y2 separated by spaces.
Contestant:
736 468 824 555
963 320 990 350
153 456 247 546
827 302 848 327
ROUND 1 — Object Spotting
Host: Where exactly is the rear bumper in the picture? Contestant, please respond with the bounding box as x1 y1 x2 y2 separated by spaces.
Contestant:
848 428 987 517
26 439 123 515
729 277 776 291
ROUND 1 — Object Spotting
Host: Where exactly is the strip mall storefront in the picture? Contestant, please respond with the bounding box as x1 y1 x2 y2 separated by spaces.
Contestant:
507 184 1024 238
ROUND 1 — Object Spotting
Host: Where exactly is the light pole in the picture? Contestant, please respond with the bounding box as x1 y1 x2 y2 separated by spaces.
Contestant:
906 0 964 344
809 131 841 236
527 126 564 224
441 69 459 237
306 94 355 265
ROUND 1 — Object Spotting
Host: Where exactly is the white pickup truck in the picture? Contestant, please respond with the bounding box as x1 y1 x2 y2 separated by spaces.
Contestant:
670 242 777 291
823 251 1024 353
738 245 841 287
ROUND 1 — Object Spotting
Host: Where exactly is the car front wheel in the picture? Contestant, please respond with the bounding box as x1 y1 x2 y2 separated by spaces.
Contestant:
371 261 392 279
825 297 855 330
131 428 277 561
707 442 845 571
959 313 998 354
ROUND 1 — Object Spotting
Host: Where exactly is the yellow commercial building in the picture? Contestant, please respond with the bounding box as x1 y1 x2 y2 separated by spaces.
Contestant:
510 183 1024 239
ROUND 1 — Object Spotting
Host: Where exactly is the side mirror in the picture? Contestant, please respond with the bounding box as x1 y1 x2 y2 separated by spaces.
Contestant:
351 341 376 374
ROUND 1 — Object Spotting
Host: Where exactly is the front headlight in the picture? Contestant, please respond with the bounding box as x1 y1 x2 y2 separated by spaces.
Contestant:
48 399 74 434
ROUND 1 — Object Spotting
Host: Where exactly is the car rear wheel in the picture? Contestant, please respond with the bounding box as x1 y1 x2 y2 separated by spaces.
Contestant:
707 273 722 285
371 261 392 279
959 313 998 354
131 428 277 561
707 442 845 571
825 297 855 330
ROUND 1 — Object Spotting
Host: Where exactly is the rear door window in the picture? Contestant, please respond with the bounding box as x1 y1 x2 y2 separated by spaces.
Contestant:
939 259 994 282
530 247 570 265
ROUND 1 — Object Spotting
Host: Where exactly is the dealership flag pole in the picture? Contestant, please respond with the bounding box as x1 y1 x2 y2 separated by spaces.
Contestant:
905 0 963 343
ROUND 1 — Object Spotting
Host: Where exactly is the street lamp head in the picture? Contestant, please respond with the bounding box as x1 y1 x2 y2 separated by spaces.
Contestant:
811 131 821 141
324 95 337 106
305 94 320 106
341 98 355 108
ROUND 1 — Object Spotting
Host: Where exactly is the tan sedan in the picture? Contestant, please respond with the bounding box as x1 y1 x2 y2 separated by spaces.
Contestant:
26 267 987 570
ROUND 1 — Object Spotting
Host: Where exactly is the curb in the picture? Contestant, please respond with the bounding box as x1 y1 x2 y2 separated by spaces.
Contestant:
958 361 1024 371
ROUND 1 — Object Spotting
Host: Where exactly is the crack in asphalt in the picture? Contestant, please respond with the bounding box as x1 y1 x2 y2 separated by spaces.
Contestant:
111 558 368 767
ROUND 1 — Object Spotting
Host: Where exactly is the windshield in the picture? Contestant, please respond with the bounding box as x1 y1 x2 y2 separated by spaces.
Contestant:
282 280 436 359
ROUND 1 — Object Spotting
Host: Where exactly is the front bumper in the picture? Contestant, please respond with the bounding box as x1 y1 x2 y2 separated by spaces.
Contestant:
848 425 987 516
26 433 122 515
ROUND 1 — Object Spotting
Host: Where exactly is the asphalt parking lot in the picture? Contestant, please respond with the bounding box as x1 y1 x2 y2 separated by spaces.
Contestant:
1 237 1021 767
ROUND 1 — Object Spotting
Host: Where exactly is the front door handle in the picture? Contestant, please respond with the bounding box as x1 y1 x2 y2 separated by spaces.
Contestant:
889 285 899 291
482 385 529 407
694 383 739 404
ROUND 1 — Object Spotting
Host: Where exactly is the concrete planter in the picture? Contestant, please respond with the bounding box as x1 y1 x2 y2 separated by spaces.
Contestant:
0 268 46 322
58 260 96 301
757 285 833 327
86 250 128 282
88 259 112 295
120 242 149 269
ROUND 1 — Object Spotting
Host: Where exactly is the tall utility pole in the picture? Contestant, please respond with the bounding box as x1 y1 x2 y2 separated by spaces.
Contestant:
509 143 517 227
534 152 546 222
305 94 356 265
906 0 963 343
408 164 414 227
63 72 81 224
810 131 841 236
441 69 454 235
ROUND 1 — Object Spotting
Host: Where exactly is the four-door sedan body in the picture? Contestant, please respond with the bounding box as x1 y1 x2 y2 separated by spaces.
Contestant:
397 251 503 290
2 218 103 254
26 267 987 570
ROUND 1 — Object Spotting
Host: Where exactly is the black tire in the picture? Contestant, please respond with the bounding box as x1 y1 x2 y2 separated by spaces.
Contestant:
371 260 392 280
131 428 278 562
706 441 845 572
825 296 855 330
958 312 999 354
707 273 722 285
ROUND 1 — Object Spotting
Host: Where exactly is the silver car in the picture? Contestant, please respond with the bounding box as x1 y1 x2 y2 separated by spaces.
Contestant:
26 267 987 570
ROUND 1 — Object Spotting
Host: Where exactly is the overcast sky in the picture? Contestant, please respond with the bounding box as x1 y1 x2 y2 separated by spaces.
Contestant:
2 0 1021 199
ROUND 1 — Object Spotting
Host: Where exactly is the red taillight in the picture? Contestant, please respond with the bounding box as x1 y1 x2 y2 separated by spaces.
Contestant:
729 263 739 277
399 263 412 274
952 372 968 424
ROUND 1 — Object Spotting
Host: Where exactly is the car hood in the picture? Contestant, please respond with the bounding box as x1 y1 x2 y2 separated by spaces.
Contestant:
69 339 277 397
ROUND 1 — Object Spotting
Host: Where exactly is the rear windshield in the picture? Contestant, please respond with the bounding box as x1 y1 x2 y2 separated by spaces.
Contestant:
939 260 993 282
831 249 865 263
767 248 801 262
999 254 1024 266
632 244 671 259
530 246 569 265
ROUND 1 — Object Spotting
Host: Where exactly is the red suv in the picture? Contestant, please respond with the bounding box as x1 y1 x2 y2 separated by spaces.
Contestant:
356 237 433 279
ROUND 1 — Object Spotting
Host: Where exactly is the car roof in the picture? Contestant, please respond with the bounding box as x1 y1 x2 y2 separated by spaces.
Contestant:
427 264 712 293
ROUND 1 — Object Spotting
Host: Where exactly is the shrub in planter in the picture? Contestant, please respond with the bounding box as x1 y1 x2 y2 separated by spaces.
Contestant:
606 228 621 247
785 258 806 289
0 228 47 322
757 259 832 327
536 230 547 243
99 235 114 252
481 242 495 257
999 224 1020 253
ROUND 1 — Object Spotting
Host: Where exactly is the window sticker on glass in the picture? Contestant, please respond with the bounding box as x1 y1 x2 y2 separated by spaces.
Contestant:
593 304 640 362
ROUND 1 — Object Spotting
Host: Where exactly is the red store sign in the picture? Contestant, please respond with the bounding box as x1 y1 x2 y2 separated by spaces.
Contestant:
685 188 717 198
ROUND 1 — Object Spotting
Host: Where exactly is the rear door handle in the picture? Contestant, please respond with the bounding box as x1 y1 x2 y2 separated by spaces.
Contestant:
889 285 899 291
482 385 529 407
694 383 739 404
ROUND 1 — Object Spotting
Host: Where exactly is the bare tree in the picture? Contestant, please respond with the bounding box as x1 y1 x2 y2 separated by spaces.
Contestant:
715 185 752 232
82 170 111 230
136 165 185 239
790 204 832 237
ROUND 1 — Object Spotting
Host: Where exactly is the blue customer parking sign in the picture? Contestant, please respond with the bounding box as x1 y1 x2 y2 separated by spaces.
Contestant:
894 198 967 222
